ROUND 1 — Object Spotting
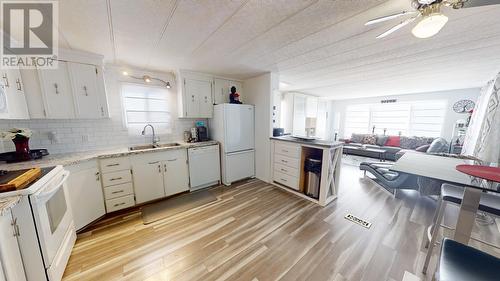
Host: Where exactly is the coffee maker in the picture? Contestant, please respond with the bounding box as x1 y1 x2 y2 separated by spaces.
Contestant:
190 121 209 142
197 126 208 141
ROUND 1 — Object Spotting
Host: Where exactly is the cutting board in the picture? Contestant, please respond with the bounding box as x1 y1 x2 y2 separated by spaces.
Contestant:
0 168 42 193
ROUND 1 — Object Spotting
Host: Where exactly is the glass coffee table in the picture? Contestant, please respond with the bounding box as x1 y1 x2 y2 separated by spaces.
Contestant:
343 145 387 161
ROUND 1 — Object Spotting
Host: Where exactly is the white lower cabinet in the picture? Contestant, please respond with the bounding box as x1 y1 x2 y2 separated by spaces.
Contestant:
132 149 189 204
162 149 189 196
131 155 165 204
99 156 135 213
65 160 106 231
0 208 27 281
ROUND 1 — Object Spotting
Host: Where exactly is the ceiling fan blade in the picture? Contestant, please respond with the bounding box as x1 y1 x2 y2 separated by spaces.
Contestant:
376 16 419 38
459 0 500 8
365 10 417 26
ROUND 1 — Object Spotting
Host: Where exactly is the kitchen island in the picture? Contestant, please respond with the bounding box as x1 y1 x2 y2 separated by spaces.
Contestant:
270 136 343 206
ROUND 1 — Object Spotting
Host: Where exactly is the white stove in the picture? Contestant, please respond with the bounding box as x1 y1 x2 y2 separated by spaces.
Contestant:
4 165 76 281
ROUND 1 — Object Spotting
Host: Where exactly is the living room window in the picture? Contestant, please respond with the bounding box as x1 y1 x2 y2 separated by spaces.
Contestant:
344 101 447 138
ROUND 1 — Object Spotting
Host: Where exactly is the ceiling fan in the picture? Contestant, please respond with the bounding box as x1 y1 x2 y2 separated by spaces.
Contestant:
365 0 500 39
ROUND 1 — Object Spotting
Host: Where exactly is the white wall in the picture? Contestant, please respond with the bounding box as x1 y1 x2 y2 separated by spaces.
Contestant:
0 65 201 154
330 88 480 139
243 72 277 183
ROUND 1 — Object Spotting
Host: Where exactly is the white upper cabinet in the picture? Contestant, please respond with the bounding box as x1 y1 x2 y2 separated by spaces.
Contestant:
14 49 109 119
38 61 76 119
213 78 244 105
178 71 243 118
214 78 229 104
0 55 30 119
179 71 213 118
68 63 102 118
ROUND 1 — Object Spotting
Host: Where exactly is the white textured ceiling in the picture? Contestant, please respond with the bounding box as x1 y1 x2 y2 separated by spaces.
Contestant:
44 0 500 98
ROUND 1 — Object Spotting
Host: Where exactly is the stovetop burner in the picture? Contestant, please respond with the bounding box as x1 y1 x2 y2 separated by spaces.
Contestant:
0 149 49 163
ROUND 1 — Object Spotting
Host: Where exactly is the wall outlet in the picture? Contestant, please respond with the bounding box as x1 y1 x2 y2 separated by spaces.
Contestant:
48 131 60 144
81 134 89 143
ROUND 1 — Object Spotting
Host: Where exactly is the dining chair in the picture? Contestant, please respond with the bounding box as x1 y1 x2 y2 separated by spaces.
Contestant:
437 238 500 281
422 183 500 273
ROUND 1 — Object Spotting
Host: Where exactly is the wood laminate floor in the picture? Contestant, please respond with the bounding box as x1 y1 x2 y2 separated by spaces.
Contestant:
63 162 500 281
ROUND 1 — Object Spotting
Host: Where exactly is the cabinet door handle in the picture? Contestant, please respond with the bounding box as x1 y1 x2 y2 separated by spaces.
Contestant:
280 168 287 172
95 172 100 181
101 106 105 116
167 158 177 162
191 95 195 102
83 85 88 96
106 163 120 167
282 149 289 153
164 164 167 172
109 177 122 181
281 159 288 163
114 202 126 207
11 218 20 237
16 78 22 91
158 164 161 173
111 190 124 194
280 178 288 182
54 83 59 94
2 74 9 88
148 161 159 164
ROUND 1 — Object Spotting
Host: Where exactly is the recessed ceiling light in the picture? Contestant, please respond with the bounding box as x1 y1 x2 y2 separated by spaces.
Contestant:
122 71 129 76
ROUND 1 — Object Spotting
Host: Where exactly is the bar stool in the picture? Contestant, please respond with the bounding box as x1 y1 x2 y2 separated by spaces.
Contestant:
422 183 500 273
438 238 500 281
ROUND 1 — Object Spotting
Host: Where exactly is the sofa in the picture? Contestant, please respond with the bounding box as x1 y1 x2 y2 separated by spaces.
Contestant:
342 134 449 161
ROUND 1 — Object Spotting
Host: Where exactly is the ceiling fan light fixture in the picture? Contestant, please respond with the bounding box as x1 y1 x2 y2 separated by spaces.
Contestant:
411 12 448 38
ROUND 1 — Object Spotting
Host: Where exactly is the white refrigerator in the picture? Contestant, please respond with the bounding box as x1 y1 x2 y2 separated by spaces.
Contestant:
210 104 255 185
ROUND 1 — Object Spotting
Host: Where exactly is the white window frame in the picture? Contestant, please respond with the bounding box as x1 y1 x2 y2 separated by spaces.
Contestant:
344 100 447 138
120 82 172 135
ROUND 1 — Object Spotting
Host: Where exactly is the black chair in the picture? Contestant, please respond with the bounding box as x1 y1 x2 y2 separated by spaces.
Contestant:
359 162 418 195
423 183 500 273
438 238 500 281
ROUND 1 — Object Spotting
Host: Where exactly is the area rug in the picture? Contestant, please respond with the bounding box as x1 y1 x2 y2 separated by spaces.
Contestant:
142 189 217 224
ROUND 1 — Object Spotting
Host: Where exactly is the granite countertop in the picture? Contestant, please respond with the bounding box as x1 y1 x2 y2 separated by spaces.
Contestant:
0 140 219 171
270 136 343 148
0 196 20 215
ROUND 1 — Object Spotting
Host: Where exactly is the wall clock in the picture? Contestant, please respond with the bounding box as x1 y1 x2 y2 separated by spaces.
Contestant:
453 99 475 113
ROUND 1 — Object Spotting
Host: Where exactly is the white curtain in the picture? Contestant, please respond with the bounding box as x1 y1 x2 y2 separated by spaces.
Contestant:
462 73 500 163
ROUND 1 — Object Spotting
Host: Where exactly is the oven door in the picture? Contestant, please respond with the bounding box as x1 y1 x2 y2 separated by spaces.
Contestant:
30 170 72 267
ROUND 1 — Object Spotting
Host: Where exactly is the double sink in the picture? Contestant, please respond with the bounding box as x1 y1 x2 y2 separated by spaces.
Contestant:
128 142 182 151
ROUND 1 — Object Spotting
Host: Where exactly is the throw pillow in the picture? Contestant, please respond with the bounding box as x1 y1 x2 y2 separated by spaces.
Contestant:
415 144 430 152
427 138 448 153
362 134 376 145
351 133 366 143
400 136 418 149
414 137 434 147
375 135 389 146
385 136 401 147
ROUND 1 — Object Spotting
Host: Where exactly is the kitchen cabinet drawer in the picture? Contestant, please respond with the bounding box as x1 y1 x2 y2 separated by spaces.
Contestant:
102 170 132 187
100 157 131 173
273 171 299 190
105 194 135 213
103 182 134 200
274 163 299 177
274 142 301 159
274 154 300 169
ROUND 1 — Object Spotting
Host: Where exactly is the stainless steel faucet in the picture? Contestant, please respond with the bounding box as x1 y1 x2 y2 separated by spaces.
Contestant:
141 124 159 147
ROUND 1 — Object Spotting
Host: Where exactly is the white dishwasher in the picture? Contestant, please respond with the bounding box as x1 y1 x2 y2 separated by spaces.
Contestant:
188 144 221 191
